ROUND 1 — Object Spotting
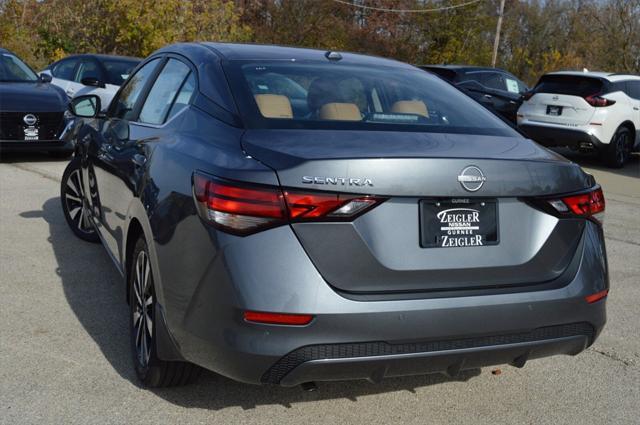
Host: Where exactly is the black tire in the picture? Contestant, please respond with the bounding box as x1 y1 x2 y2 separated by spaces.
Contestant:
60 157 100 242
604 127 631 168
129 236 201 387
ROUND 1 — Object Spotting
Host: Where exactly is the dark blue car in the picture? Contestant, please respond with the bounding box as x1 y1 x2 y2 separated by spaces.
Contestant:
0 48 74 155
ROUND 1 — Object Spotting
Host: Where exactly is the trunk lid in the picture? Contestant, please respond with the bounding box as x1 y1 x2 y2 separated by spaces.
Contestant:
522 93 595 126
242 130 592 196
520 74 606 126
242 130 592 295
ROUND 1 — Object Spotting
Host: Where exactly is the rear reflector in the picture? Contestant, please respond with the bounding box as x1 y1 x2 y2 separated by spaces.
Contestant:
193 172 386 235
585 289 608 304
243 311 314 325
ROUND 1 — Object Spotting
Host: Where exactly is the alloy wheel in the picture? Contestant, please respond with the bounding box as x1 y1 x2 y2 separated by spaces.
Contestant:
614 131 629 165
64 169 93 234
132 250 154 367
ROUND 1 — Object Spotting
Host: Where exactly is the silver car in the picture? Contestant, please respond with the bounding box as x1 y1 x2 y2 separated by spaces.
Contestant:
61 43 608 388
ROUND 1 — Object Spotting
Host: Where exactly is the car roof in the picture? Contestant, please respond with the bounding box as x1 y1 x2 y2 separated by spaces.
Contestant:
154 42 416 70
545 71 640 82
420 64 512 74
57 53 141 62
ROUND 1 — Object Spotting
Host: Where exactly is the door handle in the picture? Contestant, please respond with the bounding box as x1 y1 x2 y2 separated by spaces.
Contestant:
634 107 639 111
132 154 146 167
483 94 493 99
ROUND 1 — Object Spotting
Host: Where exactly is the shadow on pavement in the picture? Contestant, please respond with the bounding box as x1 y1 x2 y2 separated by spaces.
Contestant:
0 152 71 163
21 196 482 410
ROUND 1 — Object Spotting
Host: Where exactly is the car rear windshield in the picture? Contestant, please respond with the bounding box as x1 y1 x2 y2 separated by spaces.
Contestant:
0 53 38 82
421 67 457 82
225 60 518 136
100 58 140 86
533 75 604 97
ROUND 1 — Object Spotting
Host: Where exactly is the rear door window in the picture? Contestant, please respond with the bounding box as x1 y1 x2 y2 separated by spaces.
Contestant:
534 75 604 96
505 77 521 94
75 59 101 83
110 58 161 120
53 58 78 81
481 73 506 91
138 58 191 125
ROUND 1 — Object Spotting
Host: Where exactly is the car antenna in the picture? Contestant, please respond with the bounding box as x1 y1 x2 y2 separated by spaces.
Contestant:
325 51 342 61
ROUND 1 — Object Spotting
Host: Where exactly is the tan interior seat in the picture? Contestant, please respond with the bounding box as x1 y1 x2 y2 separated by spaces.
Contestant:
254 94 293 119
319 103 362 121
391 100 429 118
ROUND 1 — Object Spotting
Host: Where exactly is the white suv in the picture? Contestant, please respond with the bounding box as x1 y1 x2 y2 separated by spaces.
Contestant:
517 71 640 167
41 54 140 111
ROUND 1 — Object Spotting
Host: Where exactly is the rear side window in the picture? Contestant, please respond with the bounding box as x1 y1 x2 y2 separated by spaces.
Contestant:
53 58 78 80
166 73 196 121
139 59 191 125
534 75 604 97
627 81 640 100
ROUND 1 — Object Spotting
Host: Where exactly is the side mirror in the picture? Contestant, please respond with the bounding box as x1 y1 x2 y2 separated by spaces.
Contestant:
521 90 534 101
69 95 101 118
81 76 106 88
39 73 52 83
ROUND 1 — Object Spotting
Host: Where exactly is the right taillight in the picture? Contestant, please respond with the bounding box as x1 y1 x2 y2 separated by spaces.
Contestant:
584 94 615 107
534 186 605 224
193 172 387 235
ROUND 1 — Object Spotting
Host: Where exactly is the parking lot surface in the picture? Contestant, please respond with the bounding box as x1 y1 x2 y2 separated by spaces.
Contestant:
0 152 638 425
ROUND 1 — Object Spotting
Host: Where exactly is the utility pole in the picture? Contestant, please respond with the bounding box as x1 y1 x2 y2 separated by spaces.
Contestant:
491 0 506 67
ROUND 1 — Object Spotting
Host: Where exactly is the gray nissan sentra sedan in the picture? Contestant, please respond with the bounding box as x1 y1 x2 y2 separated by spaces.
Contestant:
60 42 608 388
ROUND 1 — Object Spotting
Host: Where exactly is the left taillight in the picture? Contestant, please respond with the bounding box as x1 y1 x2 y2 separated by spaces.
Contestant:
193 172 386 235
532 186 605 224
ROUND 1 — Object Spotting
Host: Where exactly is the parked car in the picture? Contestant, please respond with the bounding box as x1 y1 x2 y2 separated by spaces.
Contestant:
518 71 640 168
419 65 529 123
0 48 74 155
41 54 140 110
62 43 608 388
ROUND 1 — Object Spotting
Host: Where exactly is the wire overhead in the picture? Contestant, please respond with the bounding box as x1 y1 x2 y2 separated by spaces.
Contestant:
332 0 483 13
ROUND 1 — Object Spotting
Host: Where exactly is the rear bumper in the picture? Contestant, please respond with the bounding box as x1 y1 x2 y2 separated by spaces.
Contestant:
519 123 605 149
273 323 594 386
157 219 608 386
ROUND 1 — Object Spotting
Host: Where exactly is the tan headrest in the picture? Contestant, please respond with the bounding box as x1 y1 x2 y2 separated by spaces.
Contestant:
391 100 429 118
319 103 361 121
254 94 293 119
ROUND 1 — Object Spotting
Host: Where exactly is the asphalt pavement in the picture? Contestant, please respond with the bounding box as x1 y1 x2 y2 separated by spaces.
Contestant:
0 151 638 425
